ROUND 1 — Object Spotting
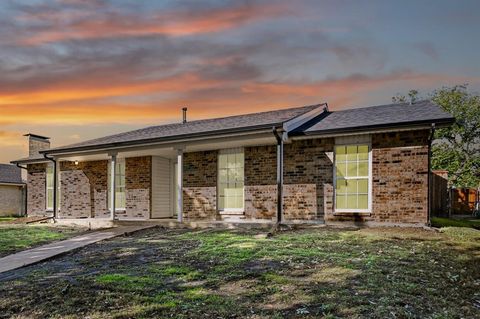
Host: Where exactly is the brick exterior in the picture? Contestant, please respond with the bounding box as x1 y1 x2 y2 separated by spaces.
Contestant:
60 160 109 218
26 163 48 216
120 156 152 219
325 130 430 225
183 151 217 220
284 138 335 220
371 130 429 224
243 139 334 221
24 130 430 225
28 138 50 157
244 145 277 219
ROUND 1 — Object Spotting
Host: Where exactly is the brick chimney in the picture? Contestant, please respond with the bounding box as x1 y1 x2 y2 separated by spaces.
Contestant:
24 133 50 156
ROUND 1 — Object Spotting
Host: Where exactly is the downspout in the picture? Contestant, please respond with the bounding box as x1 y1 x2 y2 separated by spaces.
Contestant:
16 163 28 217
427 123 436 226
43 154 57 219
272 127 284 224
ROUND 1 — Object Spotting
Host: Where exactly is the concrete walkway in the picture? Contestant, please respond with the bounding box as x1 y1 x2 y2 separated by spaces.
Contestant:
0 225 154 274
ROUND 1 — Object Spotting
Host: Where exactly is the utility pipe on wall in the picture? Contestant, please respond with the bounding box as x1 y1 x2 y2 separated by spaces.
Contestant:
272 127 285 224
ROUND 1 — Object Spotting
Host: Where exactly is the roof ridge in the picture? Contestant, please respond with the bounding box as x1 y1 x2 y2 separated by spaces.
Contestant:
141 103 325 130
333 99 432 112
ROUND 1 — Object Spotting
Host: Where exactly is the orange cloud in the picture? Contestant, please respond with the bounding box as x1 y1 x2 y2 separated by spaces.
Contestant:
1 70 478 127
0 72 221 106
18 3 289 45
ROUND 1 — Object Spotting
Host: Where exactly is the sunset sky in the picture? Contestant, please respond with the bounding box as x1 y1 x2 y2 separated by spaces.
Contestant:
1 0 480 163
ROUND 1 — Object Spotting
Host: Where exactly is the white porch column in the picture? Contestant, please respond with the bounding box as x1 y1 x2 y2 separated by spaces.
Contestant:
55 160 61 217
109 153 117 221
52 157 58 219
176 149 183 222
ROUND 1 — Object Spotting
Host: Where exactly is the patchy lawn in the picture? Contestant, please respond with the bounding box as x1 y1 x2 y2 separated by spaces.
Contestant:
0 226 479 318
0 225 87 257
432 217 480 230
0 217 18 223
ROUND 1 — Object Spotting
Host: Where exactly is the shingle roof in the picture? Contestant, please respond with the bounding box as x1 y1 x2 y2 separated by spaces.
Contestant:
43 104 323 154
300 100 454 135
10 154 47 165
0 164 24 184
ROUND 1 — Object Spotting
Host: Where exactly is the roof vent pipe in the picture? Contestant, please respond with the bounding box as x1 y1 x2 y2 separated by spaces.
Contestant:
182 107 187 124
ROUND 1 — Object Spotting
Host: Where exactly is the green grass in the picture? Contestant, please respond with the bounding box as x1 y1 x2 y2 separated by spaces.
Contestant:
0 225 84 257
0 226 479 318
0 216 17 223
431 216 480 229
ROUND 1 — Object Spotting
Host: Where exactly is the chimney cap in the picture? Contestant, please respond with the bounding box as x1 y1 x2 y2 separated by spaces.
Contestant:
23 133 50 140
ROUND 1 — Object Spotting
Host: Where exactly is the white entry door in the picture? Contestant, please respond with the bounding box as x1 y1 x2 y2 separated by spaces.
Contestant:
151 156 173 218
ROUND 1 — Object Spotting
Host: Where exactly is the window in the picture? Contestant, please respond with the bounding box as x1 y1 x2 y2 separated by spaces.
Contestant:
46 164 54 210
334 144 371 211
218 148 244 211
108 159 126 210
46 165 61 211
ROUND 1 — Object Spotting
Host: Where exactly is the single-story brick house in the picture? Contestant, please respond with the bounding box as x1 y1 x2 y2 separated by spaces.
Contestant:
0 163 25 216
11 101 454 226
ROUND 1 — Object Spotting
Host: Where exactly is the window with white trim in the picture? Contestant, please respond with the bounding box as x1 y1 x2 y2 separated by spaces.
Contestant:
46 164 54 210
334 144 371 211
108 159 126 210
218 148 244 211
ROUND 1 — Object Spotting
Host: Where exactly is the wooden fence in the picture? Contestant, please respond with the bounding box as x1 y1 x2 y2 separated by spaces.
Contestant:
431 171 449 215
452 188 478 215
430 170 479 216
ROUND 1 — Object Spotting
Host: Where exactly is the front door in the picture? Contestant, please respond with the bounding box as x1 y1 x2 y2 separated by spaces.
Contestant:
151 156 173 218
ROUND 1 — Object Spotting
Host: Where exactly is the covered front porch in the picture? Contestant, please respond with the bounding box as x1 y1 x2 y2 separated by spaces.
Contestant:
48 130 310 224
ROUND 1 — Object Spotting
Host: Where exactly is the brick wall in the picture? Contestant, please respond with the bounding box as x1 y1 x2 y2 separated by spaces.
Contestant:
244 145 277 219
60 160 109 218
121 156 152 219
183 151 217 219
59 157 152 219
371 130 429 224
28 138 50 157
243 139 334 221
325 130 430 225
284 138 334 220
23 130 429 224
26 163 48 216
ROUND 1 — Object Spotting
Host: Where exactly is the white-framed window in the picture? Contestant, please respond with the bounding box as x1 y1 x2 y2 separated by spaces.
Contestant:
46 164 54 210
108 159 126 210
334 138 372 212
218 148 244 211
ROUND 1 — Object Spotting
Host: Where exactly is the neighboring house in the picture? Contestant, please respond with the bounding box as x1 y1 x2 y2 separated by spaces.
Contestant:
11 100 454 226
0 164 25 216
